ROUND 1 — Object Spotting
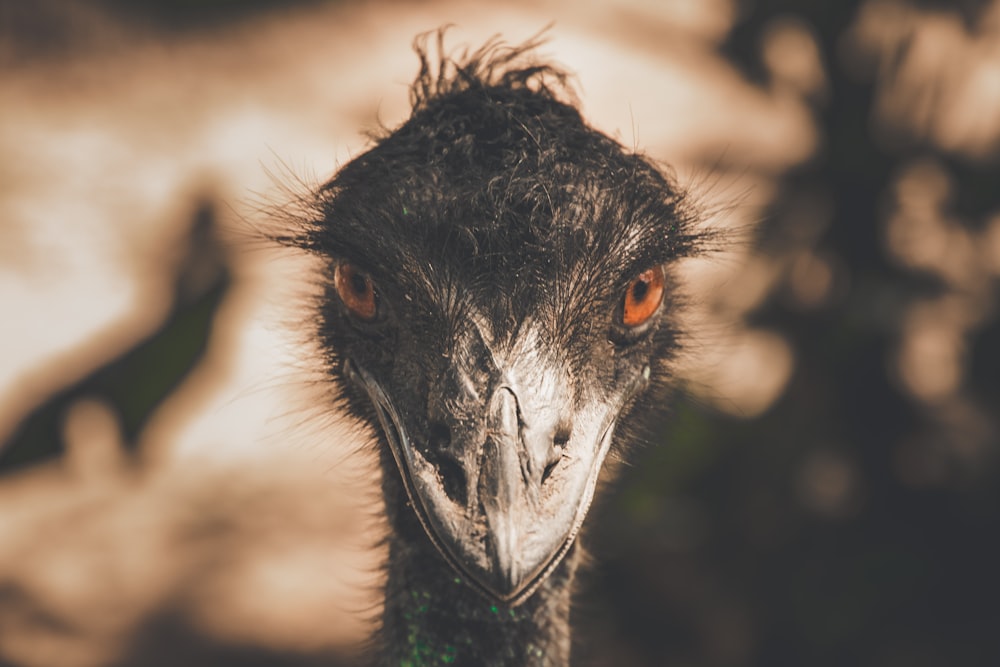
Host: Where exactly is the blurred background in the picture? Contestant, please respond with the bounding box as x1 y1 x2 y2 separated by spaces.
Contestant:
1 0 998 665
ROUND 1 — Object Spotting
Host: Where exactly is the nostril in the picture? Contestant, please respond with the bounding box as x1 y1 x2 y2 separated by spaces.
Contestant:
423 421 465 505
436 454 468 507
541 456 560 485
543 427 570 486
428 420 452 451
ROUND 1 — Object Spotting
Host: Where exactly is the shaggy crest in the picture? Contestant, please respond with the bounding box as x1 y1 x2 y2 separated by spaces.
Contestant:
407 29 574 115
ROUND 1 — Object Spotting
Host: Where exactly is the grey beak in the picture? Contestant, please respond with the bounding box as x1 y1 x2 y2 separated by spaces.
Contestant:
479 385 566 596
348 357 648 605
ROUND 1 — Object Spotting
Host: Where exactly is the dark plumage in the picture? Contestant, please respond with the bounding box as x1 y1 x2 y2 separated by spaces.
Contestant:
280 33 703 667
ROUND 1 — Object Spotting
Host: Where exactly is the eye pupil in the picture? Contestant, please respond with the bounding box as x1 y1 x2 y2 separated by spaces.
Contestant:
632 280 649 303
350 273 369 295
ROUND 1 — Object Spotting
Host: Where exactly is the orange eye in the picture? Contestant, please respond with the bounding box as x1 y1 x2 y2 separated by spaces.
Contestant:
334 263 377 321
622 266 665 328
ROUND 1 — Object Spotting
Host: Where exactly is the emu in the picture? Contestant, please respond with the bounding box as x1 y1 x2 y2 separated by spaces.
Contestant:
280 36 701 667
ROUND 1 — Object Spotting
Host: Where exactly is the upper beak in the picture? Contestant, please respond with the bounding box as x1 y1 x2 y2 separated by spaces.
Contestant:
479 384 574 597
347 357 646 605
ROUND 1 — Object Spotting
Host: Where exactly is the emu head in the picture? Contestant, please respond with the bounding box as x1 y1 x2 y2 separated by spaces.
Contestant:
289 41 699 606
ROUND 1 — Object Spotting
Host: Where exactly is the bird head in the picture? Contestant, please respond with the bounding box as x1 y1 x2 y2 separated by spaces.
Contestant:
288 38 700 606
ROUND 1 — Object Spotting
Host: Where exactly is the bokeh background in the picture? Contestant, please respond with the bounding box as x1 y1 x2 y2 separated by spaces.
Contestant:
1 1 999 666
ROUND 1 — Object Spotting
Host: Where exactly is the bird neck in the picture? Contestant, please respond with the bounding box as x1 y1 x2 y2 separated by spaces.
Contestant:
375 458 578 667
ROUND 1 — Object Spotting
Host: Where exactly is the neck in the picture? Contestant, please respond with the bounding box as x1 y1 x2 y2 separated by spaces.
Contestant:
374 459 578 667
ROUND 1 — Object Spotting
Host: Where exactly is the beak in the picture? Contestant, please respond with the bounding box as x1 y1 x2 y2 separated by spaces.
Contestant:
346 358 647 606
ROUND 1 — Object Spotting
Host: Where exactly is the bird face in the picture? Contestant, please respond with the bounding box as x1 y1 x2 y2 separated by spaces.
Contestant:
335 255 663 605
302 81 696 606
337 258 661 604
